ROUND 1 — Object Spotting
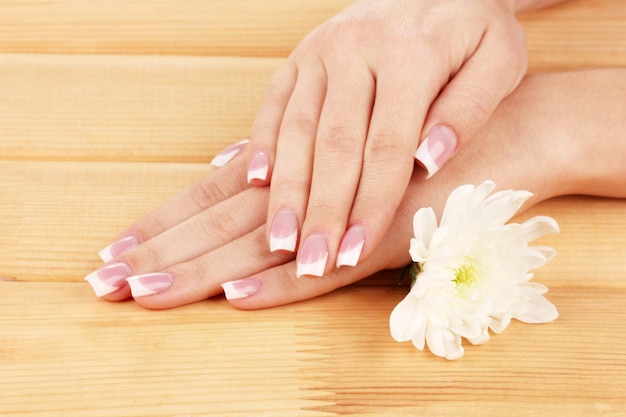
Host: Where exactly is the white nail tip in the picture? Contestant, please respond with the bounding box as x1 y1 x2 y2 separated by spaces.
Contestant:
98 246 115 263
414 137 440 179
296 254 328 278
98 236 140 263
270 231 297 252
84 271 120 297
126 276 156 297
336 240 365 268
210 139 249 167
221 281 255 300
247 165 268 183
221 282 248 300
126 274 173 297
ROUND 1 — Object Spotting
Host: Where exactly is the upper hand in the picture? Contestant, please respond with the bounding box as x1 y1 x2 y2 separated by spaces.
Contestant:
245 0 527 278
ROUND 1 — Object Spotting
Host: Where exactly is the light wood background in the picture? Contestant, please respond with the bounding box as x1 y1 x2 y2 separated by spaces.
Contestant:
1 0 625 416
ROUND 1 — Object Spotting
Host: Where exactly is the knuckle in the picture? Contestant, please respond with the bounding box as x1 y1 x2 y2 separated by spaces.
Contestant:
283 111 319 137
199 210 232 244
450 85 497 129
189 177 228 209
272 175 311 197
307 197 338 217
364 129 412 164
317 125 362 160
124 243 166 273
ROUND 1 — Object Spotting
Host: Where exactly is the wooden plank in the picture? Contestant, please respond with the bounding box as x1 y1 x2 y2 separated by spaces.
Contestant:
0 0 352 57
0 282 624 416
0 54 276 162
0 0 624 69
1 161 625 287
0 161 206 282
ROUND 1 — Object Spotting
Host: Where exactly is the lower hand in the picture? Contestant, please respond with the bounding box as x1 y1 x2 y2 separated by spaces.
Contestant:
85 70 626 309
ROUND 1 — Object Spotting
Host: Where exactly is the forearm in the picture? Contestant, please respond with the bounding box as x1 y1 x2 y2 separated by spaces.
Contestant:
473 69 626 200
404 69 626 212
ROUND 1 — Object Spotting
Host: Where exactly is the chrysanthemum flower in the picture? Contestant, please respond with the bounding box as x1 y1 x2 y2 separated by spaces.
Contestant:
389 181 559 360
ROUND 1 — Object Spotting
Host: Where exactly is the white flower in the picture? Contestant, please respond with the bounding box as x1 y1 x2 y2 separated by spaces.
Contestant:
389 181 559 360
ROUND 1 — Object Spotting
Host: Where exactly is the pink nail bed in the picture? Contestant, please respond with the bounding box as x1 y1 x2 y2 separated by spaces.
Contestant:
270 210 298 252
296 234 329 278
84 262 132 297
247 152 269 183
414 125 457 178
221 277 262 300
98 235 140 263
210 139 249 167
126 273 174 297
336 225 365 268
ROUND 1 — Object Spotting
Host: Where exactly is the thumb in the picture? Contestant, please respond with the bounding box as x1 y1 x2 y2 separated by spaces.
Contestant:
415 28 527 178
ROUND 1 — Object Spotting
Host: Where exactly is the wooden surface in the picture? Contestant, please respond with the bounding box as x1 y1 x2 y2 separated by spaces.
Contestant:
1 0 625 415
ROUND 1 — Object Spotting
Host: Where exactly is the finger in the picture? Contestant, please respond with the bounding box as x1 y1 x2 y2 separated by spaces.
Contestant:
338 47 445 269
88 186 268 301
415 22 527 178
264 62 327 253
98 150 251 262
246 62 298 186
294 55 375 277
223 202 413 310
125 225 294 310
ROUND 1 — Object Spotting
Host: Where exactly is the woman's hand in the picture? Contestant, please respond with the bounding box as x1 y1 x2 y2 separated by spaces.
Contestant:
246 0 535 280
85 69 626 310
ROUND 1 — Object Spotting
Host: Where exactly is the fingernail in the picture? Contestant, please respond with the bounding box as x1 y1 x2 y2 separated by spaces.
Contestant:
126 273 174 297
98 235 141 263
270 209 298 252
336 225 365 268
296 234 328 278
247 152 269 183
221 277 262 300
414 125 457 178
210 139 249 167
84 262 132 297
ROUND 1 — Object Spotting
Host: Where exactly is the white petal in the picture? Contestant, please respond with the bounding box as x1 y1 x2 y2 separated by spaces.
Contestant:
515 291 559 323
489 314 512 334
468 180 497 208
389 294 427 343
520 281 549 295
522 246 557 270
440 184 477 228
519 216 560 242
426 325 464 360
410 207 438 262
483 190 533 225
467 327 491 345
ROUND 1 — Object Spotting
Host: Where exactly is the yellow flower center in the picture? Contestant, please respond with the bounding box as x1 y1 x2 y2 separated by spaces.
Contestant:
453 257 481 293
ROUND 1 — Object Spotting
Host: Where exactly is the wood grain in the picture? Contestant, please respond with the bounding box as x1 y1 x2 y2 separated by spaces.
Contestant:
1 0 625 415
1 283 624 416
0 54 275 162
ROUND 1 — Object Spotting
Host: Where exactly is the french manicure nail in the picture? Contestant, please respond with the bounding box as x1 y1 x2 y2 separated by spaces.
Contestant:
84 262 132 297
247 152 269 183
221 277 262 300
98 235 141 263
336 225 365 268
270 209 298 252
414 125 457 178
296 234 328 278
126 273 174 297
210 139 249 167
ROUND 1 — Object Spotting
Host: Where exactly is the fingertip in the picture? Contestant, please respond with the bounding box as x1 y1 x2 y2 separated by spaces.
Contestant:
336 225 365 268
221 276 263 309
414 125 458 179
247 151 271 185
